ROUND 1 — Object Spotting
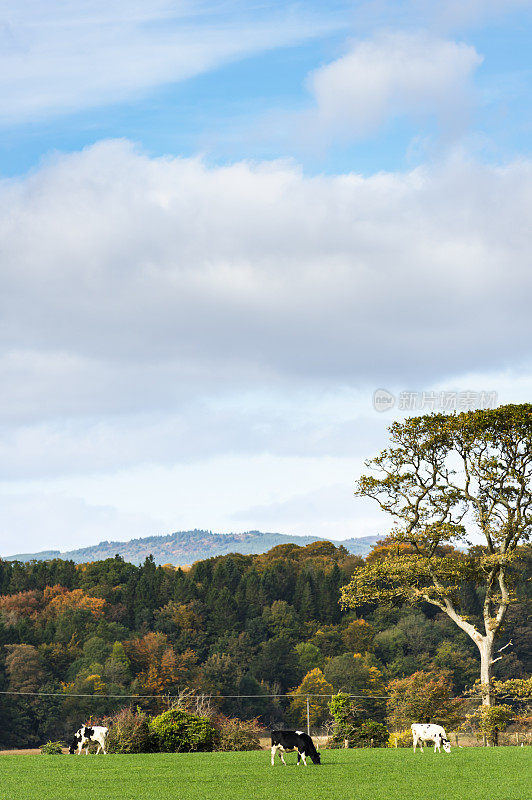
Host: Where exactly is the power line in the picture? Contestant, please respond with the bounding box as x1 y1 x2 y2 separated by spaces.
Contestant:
6 689 522 700
0 690 389 699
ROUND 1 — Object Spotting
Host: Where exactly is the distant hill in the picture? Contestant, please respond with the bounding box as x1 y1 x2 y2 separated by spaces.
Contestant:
4 529 379 566
5 550 62 562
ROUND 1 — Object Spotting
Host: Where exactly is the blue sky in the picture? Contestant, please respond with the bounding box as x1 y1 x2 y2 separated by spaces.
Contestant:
1 1 532 555
3 1 532 176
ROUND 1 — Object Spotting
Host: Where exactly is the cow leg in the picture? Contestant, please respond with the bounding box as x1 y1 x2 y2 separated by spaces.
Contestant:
413 735 418 753
272 745 287 766
300 752 307 766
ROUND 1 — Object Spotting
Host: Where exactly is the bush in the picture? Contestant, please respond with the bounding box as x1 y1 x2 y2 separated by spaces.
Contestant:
149 707 217 753
329 692 363 744
104 707 151 754
213 716 262 751
388 729 412 748
330 716 389 748
350 720 389 747
466 704 513 746
40 741 64 754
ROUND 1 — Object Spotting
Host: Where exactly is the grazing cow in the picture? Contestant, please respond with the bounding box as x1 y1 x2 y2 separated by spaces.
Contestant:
411 723 451 754
271 730 321 766
69 725 108 755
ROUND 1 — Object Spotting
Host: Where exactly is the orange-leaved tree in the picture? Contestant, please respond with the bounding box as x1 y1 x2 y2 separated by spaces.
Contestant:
386 670 464 731
125 632 196 699
44 586 107 617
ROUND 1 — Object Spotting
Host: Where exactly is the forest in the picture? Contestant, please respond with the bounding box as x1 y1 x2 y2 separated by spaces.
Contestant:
0 538 530 748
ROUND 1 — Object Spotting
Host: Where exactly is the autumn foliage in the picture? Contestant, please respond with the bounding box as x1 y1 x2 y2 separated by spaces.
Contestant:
44 586 107 617
0 529 529 749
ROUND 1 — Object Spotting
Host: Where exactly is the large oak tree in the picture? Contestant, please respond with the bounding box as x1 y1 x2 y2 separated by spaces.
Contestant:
340 404 532 705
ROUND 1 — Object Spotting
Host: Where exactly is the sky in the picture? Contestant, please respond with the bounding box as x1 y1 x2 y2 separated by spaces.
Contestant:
1 0 532 556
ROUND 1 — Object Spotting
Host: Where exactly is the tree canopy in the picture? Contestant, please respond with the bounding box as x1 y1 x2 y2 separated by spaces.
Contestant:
341 404 532 705
0 497 529 748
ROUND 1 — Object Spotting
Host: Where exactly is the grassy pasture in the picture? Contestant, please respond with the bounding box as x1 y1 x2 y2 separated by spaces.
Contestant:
0 747 529 800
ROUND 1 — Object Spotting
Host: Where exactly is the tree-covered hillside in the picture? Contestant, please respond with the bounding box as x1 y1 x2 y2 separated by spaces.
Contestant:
4 530 379 566
0 539 529 748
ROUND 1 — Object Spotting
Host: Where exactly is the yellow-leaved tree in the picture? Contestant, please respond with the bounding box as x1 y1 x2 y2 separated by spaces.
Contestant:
290 668 333 729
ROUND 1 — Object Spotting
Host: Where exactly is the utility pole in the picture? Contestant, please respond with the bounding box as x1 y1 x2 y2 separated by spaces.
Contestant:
306 696 310 736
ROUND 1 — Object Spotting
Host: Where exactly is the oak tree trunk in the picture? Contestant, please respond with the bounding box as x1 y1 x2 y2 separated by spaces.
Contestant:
479 636 495 706
478 635 496 746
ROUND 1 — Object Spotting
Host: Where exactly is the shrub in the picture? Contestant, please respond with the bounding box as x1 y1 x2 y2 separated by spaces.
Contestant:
149 707 217 753
329 692 363 743
350 720 389 747
40 741 64 754
329 694 389 747
104 707 151 754
388 729 412 748
213 716 262 751
466 704 513 746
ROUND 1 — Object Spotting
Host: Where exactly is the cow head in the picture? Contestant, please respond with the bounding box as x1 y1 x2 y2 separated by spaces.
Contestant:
310 750 321 765
69 732 81 754
442 738 451 754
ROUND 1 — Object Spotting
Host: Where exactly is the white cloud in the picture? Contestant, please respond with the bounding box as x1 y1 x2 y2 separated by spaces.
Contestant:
2 140 532 548
2 140 532 418
0 392 386 481
306 31 482 139
0 1 340 123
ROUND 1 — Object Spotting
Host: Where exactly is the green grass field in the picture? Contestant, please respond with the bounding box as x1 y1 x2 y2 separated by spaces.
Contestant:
0 748 529 800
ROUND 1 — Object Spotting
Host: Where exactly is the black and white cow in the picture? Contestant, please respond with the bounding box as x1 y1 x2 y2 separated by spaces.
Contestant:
411 723 451 754
271 730 321 766
69 725 108 755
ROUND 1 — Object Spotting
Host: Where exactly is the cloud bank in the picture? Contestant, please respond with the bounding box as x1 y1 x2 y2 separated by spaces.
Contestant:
3 140 531 393
1 140 532 482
